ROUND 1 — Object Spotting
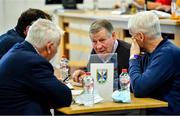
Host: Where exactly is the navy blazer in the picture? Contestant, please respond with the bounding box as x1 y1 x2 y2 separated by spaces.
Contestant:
0 41 72 115
0 29 24 59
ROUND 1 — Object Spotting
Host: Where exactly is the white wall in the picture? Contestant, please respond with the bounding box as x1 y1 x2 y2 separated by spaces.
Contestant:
0 0 116 66
0 0 116 34
3 0 26 33
0 0 5 34
0 0 59 34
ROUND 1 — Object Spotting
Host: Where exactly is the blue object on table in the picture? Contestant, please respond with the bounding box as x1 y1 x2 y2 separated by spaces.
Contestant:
112 90 131 103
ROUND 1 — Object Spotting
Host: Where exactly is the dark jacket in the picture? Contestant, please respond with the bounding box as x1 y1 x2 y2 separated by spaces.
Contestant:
0 41 72 115
0 29 24 59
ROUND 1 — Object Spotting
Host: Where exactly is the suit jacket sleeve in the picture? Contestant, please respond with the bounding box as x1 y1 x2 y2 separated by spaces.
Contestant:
26 56 72 108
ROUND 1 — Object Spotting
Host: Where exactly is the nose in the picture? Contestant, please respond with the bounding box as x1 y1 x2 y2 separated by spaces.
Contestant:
96 41 103 49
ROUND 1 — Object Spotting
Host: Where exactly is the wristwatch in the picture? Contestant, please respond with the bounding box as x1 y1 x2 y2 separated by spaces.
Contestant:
129 54 139 60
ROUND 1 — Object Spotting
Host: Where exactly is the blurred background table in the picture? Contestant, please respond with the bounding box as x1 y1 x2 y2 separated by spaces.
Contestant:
54 10 180 69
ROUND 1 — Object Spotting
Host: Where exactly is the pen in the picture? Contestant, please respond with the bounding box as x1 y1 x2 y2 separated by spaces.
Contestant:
63 74 71 82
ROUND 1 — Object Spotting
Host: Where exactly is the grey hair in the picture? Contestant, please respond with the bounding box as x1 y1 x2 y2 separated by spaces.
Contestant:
128 11 161 39
25 19 63 49
89 19 114 37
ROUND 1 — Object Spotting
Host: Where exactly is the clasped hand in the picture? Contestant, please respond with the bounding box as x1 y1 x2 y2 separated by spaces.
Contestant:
72 70 86 86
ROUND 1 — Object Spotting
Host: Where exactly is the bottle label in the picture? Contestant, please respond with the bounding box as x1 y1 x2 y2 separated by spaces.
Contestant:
83 75 94 106
60 57 69 82
119 72 130 91
84 76 94 94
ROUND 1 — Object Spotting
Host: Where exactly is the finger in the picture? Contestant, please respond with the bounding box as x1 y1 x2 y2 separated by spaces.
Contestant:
132 38 138 46
75 74 80 82
79 76 83 83
132 38 136 42
72 71 79 82
72 70 85 82
78 73 86 83
131 39 135 47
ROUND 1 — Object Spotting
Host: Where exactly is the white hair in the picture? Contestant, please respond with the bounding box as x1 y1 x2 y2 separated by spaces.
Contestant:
25 19 64 49
128 11 161 39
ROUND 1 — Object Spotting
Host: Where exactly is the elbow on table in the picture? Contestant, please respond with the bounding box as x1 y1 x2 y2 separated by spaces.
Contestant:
54 88 73 108
61 89 72 107
133 88 150 98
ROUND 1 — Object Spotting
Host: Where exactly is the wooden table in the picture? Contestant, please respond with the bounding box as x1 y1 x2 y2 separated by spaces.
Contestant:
54 10 180 67
53 66 168 114
56 94 168 114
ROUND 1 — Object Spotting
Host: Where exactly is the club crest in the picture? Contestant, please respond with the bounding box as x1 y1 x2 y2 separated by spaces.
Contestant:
96 69 108 84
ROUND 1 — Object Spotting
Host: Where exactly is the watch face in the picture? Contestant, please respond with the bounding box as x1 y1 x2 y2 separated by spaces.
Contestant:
130 54 139 60
134 54 139 59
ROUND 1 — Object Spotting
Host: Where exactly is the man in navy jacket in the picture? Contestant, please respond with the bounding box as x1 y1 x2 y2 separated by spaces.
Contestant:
0 8 51 59
128 11 180 114
0 19 72 115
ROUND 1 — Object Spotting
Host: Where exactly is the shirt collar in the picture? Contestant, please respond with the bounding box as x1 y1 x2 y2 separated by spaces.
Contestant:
112 40 118 53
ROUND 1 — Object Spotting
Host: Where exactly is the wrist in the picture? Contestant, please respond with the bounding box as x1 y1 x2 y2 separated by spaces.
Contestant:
129 54 139 60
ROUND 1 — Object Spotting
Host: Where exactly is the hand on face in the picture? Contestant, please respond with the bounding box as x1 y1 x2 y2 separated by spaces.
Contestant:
130 38 140 56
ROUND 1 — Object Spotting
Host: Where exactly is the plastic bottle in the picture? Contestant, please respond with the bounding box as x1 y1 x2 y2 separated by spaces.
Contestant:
176 0 180 19
93 0 98 11
120 0 127 14
83 72 94 106
171 0 177 19
144 0 147 11
119 69 130 91
60 56 69 82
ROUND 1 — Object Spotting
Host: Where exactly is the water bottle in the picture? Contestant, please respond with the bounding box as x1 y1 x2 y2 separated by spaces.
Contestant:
144 0 147 11
177 0 180 19
93 0 98 11
83 72 94 106
112 69 131 103
120 0 127 14
119 69 130 91
60 56 69 82
171 0 177 19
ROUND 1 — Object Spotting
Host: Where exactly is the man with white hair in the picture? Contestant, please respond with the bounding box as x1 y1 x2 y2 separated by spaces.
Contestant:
128 11 180 114
0 19 72 115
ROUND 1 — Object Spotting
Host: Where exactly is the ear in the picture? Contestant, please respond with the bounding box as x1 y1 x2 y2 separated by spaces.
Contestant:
136 32 145 42
46 42 54 54
24 26 30 36
112 31 116 40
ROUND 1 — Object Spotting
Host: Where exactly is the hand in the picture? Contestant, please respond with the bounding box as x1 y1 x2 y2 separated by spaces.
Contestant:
72 70 86 84
130 38 140 56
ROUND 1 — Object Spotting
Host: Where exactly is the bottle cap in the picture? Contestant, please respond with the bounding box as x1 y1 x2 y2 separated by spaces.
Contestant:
121 69 127 72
